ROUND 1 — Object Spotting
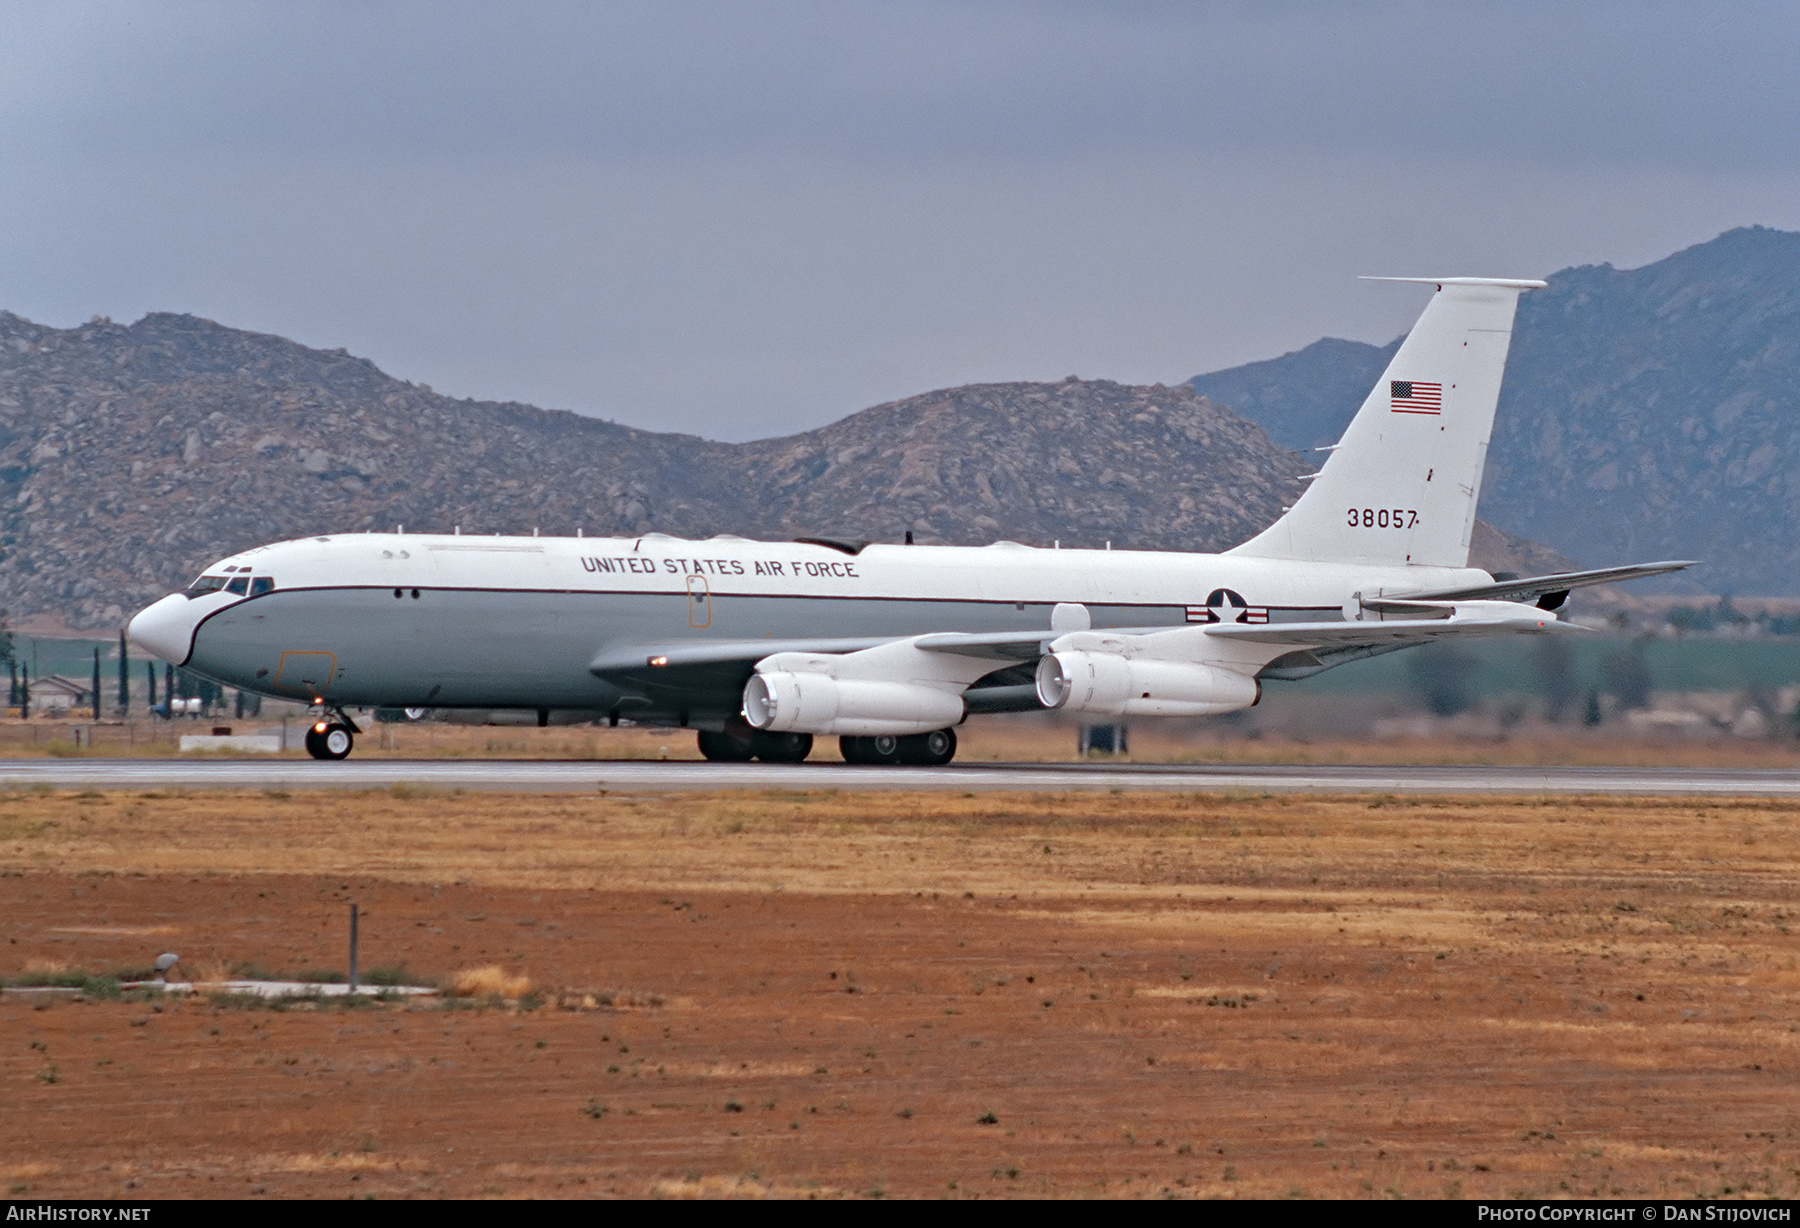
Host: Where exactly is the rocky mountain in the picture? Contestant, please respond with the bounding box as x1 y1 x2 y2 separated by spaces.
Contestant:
1187 335 1401 458
731 379 1299 553
0 311 751 629
1190 226 1800 593
0 311 1318 630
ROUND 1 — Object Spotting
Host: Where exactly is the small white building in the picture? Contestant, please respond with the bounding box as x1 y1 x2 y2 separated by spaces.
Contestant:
28 675 93 713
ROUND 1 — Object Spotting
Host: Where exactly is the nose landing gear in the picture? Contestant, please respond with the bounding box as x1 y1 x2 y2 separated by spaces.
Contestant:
304 721 355 760
303 701 361 760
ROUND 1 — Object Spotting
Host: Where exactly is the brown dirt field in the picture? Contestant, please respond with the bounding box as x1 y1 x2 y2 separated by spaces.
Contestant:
3 787 1799 1199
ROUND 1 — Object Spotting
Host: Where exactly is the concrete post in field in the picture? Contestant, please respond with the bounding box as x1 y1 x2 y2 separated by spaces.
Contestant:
1078 724 1128 756
348 902 360 994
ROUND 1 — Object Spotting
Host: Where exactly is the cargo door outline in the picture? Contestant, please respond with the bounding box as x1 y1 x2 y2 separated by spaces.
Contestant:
272 650 338 699
686 574 712 629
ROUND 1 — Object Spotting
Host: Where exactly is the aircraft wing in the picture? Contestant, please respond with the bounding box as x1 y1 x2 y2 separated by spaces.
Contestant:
593 601 1577 710
592 602 1571 687
1203 609 1577 648
588 627 1088 706
590 635 899 676
588 627 1104 677
916 629 1099 661
1201 603 1582 681
1400 560 1696 607
590 626 1191 715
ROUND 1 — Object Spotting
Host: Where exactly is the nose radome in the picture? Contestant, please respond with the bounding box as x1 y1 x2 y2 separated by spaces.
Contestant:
128 593 199 665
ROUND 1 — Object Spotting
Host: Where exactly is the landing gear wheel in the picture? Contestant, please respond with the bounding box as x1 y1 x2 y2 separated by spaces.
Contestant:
839 734 904 765
697 729 757 762
898 728 957 766
752 732 813 763
304 722 355 760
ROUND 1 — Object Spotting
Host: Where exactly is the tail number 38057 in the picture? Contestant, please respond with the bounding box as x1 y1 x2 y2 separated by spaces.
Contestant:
1347 507 1418 529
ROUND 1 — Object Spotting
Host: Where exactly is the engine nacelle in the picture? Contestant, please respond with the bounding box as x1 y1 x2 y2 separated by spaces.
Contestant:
1035 651 1259 718
743 671 965 736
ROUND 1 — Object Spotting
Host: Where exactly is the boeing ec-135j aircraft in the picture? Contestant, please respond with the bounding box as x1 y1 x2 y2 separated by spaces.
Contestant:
129 277 1690 762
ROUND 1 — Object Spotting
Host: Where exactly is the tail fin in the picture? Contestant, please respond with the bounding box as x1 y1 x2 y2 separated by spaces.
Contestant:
1229 277 1544 569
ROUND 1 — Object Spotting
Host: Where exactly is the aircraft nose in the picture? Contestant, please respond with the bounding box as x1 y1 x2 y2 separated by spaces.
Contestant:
128 593 199 665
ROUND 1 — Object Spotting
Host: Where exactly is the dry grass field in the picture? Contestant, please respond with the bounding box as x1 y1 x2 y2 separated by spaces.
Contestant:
6 712 1800 769
3 785 1798 1199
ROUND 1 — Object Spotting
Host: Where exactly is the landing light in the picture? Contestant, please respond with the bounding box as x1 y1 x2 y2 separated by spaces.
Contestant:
647 655 669 667
313 721 328 733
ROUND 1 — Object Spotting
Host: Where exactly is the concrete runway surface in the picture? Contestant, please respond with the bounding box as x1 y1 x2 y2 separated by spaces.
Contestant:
1 757 1797 796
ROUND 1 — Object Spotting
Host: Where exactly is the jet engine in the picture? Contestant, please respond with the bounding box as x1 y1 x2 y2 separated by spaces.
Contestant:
743 671 965 736
1035 651 1259 718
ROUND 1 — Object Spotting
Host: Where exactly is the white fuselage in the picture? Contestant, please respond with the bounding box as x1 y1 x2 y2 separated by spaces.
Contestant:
127 530 1490 725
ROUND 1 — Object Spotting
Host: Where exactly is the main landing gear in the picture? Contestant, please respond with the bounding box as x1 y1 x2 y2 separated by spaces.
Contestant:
839 728 957 766
697 728 957 765
696 728 815 763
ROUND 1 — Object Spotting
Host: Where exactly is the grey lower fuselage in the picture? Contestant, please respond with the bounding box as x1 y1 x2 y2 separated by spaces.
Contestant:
188 588 1158 723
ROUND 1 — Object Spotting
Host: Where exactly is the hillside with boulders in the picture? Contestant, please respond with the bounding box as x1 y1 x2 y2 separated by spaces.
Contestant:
0 311 1321 629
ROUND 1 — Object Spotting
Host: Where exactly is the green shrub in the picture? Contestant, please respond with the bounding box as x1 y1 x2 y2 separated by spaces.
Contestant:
11 970 90 988
362 965 426 987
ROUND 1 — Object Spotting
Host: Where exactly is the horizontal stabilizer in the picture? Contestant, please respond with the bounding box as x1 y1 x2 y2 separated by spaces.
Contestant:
1360 276 1548 290
1403 560 1697 605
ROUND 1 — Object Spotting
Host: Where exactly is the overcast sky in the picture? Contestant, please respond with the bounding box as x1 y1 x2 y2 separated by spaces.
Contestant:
2 1 1796 440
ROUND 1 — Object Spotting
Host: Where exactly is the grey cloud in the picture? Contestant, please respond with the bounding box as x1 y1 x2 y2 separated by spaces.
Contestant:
2 2 1798 442
4 1 1797 170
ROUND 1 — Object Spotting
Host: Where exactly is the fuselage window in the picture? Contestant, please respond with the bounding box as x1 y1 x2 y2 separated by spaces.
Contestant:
249 577 275 596
184 576 227 598
226 576 250 595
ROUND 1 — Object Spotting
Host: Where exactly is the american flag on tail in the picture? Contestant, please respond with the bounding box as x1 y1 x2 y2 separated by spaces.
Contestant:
1390 380 1442 414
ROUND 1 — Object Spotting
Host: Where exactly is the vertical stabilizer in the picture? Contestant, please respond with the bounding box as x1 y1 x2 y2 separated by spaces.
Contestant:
1228 277 1543 569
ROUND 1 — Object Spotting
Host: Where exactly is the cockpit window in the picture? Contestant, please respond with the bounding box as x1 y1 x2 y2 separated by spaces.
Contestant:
183 575 227 599
249 576 275 596
226 576 250 595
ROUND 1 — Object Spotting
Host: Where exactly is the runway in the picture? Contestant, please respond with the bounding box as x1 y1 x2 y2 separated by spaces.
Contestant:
1 756 1797 796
